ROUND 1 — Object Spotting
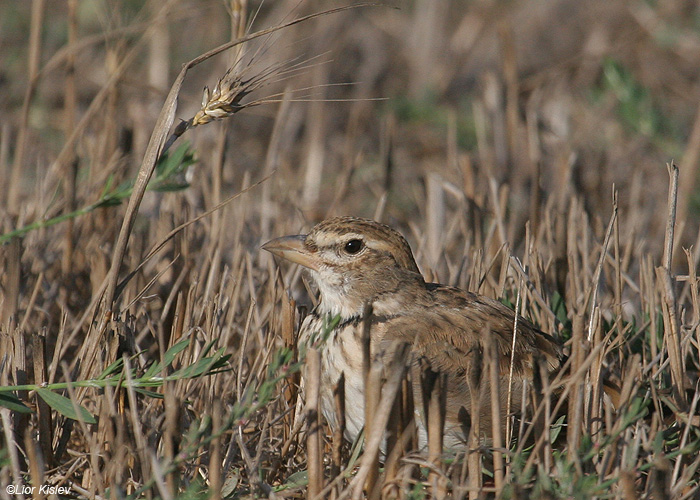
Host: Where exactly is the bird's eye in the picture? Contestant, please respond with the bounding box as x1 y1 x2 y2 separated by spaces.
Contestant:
344 239 363 255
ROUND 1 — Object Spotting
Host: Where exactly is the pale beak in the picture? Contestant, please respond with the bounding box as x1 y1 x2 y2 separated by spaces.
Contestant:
262 234 320 271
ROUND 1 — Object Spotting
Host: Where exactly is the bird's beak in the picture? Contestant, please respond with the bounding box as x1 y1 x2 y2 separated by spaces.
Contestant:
262 234 320 271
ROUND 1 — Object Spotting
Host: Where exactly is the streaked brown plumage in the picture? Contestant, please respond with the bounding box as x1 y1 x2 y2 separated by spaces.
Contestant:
263 216 562 449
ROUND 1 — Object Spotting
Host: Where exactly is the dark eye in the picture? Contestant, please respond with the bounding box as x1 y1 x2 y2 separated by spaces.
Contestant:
344 239 363 255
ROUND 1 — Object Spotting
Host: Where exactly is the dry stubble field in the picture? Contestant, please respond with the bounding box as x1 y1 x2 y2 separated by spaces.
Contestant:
1 1 700 499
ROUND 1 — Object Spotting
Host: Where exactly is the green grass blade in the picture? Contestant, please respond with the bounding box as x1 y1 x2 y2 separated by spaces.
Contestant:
36 388 97 424
0 393 32 413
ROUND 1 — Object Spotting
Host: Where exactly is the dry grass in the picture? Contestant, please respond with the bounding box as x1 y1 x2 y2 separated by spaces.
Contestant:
1 1 700 498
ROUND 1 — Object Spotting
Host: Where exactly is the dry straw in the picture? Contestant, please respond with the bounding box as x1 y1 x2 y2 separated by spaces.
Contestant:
1 1 699 498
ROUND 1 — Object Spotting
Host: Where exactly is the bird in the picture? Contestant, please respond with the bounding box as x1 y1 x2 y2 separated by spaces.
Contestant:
262 216 563 450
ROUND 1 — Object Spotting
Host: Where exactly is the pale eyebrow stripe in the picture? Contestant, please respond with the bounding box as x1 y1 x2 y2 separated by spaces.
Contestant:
368 240 395 253
315 232 364 247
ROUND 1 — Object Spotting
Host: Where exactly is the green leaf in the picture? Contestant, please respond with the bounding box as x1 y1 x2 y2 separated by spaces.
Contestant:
133 388 163 399
151 182 190 193
36 388 97 424
143 338 191 379
551 291 568 324
150 142 196 190
276 470 307 491
550 414 566 443
0 393 32 413
97 357 125 380
164 338 191 365
155 142 191 177
171 349 228 380
94 196 124 209
99 174 116 198
142 360 164 380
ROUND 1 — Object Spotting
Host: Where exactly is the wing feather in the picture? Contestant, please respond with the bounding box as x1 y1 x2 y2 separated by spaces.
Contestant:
374 284 563 444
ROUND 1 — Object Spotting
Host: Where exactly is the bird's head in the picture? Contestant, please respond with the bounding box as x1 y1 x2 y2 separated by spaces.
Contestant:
263 216 424 316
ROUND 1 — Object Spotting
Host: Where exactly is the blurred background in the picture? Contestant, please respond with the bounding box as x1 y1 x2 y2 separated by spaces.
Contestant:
3 0 700 343
2 0 699 252
2 1 700 496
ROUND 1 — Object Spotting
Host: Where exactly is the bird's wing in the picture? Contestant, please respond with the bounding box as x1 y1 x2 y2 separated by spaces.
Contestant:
378 284 562 380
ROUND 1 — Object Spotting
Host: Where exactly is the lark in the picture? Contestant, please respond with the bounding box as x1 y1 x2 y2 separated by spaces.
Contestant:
263 216 562 448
